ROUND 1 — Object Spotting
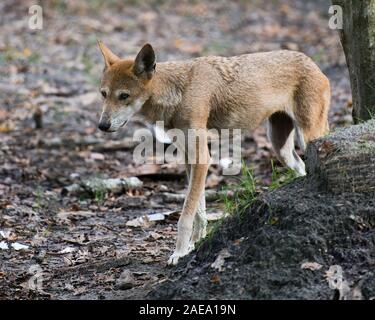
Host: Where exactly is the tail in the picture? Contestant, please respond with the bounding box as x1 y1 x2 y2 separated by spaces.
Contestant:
292 73 331 147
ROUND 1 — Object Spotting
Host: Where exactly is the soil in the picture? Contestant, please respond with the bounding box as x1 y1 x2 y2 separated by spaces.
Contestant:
149 177 375 300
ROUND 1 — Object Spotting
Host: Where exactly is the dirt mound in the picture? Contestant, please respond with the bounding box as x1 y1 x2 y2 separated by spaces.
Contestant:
149 121 375 300
149 179 375 299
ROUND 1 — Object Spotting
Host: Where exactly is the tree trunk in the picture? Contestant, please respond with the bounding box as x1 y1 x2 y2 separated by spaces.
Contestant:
306 119 375 194
332 0 375 123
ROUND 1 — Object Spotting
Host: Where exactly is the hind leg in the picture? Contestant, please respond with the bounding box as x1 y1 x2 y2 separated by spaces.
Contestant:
267 112 306 176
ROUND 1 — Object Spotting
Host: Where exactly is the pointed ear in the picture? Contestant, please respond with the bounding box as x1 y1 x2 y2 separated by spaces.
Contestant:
97 40 120 68
133 43 156 79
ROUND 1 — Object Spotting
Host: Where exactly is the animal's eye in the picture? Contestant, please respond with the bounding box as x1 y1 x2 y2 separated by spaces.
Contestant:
101 90 107 98
119 93 129 100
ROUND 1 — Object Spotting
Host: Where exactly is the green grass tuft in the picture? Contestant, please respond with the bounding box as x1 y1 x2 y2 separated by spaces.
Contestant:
199 159 298 249
269 159 297 191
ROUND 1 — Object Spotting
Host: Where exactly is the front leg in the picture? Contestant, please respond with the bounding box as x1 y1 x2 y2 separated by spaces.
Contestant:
191 193 207 244
168 130 209 265
185 164 207 251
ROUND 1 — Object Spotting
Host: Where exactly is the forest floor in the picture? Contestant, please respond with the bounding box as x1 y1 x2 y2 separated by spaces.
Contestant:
0 0 352 299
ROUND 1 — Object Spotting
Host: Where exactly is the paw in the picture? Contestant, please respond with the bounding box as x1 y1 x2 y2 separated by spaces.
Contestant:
295 167 306 177
167 252 184 266
295 159 306 177
188 242 195 253
167 246 193 266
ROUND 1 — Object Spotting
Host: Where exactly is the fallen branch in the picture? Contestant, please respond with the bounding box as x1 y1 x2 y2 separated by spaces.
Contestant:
62 177 143 196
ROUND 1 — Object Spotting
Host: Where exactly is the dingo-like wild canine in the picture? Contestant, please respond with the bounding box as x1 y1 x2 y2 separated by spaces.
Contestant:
97 41 330 265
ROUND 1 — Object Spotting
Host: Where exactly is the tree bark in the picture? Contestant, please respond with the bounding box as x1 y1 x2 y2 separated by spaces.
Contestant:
306 119 375 194
332 0 375 122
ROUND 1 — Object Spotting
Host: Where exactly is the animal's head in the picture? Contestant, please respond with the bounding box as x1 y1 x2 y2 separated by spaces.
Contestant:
97 41 156 132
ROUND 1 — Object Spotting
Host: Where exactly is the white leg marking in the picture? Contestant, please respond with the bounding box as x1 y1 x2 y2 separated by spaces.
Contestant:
268 120 307 177
190 193 207 251
168 214 194 265
278 128 306 176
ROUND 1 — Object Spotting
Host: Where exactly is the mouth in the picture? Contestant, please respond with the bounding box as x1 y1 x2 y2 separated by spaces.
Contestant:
120 116 132 128
104 117 132 133
100 102 142 133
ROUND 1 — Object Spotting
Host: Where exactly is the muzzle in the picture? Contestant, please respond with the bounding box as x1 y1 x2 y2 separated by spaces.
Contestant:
98 113 111 132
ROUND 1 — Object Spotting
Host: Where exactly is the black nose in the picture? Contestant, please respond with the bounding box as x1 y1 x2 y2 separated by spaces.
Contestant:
98 121 111 132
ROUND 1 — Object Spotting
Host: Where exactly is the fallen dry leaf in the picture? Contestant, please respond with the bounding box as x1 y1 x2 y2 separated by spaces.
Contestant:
211 274 221 284
211 249 231 272
301 262 323 271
